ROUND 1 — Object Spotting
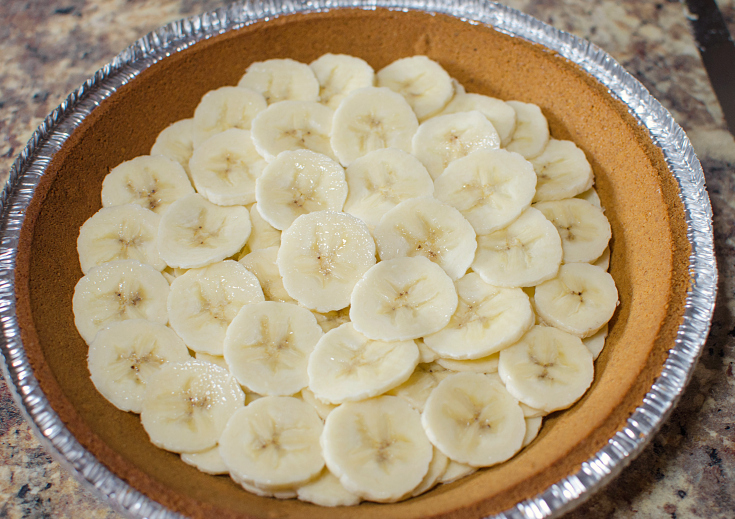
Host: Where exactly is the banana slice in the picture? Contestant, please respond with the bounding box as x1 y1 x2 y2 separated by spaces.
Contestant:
238 58 320 104
387 362 450 412
534 198 612 264
321 396 433 502
439 460 477 484
223 301 323 396
73 259 170 344
374 197 476 281
451 77 466 96
297 468 362 507
505 101 550 159
421 372 526 467
411 447 449 497
416 338 439 363
150 118 195 178
101 155 194 214
576 187 602 208
593 246 611 271
310 307 351 333
192 86 268 147
520 402 547 418
433 149 537 235
498 325 594 413
194 351 229 370
188 128 267 206
181 446 229 475
441 93 517 146
310 53 375 110
350 256 458 341
246 204 281 251
77 204 164 274
250 101 336 161
331 87 419 166
584 323 609 360
220 396 324 491
376 56 453 121
277 211 376 312
140 360 245 453
343 148 434 228
412 111 500 179
301 387 338 420
308 323 419 404
533 263 618 338
255 150 348 231
167 260 264 355
423 273 534 360
530 139 594 202
87 319 190 413
434 353 500 373
157 193 251 269
522 417 543 448
471 207 563 288
238 246 294 303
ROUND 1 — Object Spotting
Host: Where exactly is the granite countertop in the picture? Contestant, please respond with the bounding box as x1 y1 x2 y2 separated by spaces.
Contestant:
1 0 734 517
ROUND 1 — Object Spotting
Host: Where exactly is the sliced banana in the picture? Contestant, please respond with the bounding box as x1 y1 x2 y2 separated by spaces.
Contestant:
219 396 324 489
235 477 297 499
534 198 612 264
73 259 170 344
584 323 609 360
238 58 320 104
411 447 449 497
593 246 611 271
350 256 458 341
223 301 323 396
530 139 594 202
439 460 477 484
434 353 500 373
194 351 229 370
321 396 433 502
250 100 335 161
522 417 543 448
387 362 450 412
433 149 537 235
297 468 361 507
167 260 264 355
277 211 376 312
238 246 295 303
77 204 164 274
421 372 525 467
471 207 563 288
192 86 268 147
87 319 190 413
246 204 280 251
520 402 547 419
150 118 195 178
255 150 348 231
330 87 419 166
181 445 229 475
374 197 476 281
412 111 500 179
376 56 453 121
498 325 594 413
533 263 618 338
101 155 194 214
301 387 338 420
310 53 375 110
441 93 517 146
416 338 439 363
308 323 419 404
576 187 602 208
343 148 434 228
505 101 550 159
140 360 245 453
423 273 534 360
157 193 251 269
310 307 351 333
188 128 266 206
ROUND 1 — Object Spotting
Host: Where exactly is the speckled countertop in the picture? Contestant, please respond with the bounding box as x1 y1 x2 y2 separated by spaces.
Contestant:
1 0 734 517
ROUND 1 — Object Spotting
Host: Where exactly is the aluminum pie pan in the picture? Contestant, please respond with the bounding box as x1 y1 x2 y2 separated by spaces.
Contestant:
0 0 716 518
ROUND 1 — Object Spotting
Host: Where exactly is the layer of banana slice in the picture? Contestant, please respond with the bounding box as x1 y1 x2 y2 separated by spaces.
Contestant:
523 416 543 448
301 387 338 420
350 256 458 341
140 360 245 453
412 111 501 179
277 211 376 312
72 259 170 344
505 101 550 159
439 460 477 484
150 118 195 178
411 447 449 497
87 319 190 413
157 193 251 269
421 372 526 467
530 139 594 202
440 93 517 146
310 53 375 110
387 362 450 412
321 396 433 502
224 301 322 396
374 197 477 280
181 445 229 475
238 58 320 104
219 396 325 489
498 325 594 413
77 204 164 274
376 55 453 121
101 155 194 214
192 86 267 147
250 100 336 161
297 468 362 507
310 307 351 333
423 273 534 360
533 263 618 338
330 87 419 166
238 246 294 303
167 260 264 355
434 353 500 373
255 150 348 231
308 323 419 404
343 148 434 228
577 187 602 208
471 207 563 288
246 203 280 251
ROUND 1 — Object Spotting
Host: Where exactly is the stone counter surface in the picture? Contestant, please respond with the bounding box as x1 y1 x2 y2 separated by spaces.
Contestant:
1 0 734 517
